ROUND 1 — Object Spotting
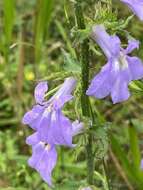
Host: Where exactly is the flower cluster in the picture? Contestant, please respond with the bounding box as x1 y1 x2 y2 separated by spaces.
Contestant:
22 77 83 186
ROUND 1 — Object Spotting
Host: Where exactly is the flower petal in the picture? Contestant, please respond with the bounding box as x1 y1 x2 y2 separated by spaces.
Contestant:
22 105 44 130
50 111 73 146
125 40 139 54
86 62 115 99
111 74 130 104
28 143 57 186
47 77 76 110
34 82 48 104
127 56 143 80
52 95 73 110
49 77 76 104
54 77 76 97
26 132 39 146
38 110 73 146
72 120 83 136
37 109 52 142
92 25 120 59
121 0 143 20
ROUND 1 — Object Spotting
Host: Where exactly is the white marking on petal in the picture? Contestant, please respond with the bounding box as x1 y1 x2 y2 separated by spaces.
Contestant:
39 141 45 146
45 144 51 151
119 52 128 70
43 107 51 117
113 52 128 71
51 111 56 121
114 59 120 71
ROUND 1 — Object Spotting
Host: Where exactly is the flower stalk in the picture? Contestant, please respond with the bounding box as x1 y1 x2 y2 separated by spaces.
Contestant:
75 0 94 185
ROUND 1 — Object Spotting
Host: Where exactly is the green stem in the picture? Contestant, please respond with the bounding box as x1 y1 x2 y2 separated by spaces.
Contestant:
75 0 94 185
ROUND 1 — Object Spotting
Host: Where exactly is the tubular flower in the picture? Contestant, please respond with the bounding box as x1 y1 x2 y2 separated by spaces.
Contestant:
25 119 83 186
22 77 77 146
27 134 57 186
121 0 143 21
87 25 143 104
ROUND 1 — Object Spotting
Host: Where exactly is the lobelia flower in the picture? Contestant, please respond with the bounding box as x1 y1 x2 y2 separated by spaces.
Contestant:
27 136 57 186
86 25 143 104
26 120 83 186
22 77 77 146
121 0 143 21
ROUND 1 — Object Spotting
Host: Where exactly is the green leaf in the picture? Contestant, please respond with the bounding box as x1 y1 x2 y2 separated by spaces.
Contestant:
129 81 143 94
131 119 143 133
62 49 81 72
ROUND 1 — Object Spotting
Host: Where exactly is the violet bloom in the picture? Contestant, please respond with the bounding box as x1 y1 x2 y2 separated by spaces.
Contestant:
86 25 143 104
26 120 83 186
121 0 143 21
22 77 77 146
26 133 57 186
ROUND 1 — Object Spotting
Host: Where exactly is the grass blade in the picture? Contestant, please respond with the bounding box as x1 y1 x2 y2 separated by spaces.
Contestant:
34 0 54 65
111 135 143 188
3 0 15 45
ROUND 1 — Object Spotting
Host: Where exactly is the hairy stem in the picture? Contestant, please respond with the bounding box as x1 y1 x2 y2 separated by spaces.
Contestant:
75 0 94 185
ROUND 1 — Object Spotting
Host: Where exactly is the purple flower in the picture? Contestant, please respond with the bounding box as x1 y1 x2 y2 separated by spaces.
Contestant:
26 129 57 187
121 0 143 21
22 77 77 146
26 120 83 186
87 25 143 104
28 141 57 186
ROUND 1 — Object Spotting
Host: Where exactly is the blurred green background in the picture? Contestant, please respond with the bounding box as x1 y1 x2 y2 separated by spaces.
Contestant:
1 0 143 189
